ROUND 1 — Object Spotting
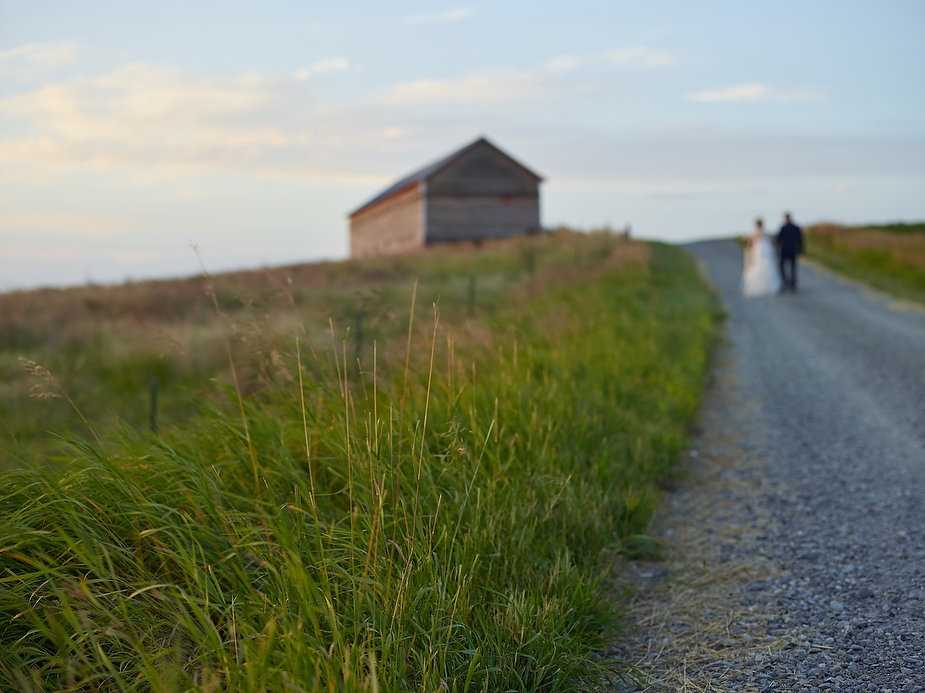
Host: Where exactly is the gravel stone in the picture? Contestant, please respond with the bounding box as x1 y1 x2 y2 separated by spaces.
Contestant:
625 242 925 692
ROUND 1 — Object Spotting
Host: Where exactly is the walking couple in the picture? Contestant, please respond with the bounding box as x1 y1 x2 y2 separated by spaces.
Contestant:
741 213 803 297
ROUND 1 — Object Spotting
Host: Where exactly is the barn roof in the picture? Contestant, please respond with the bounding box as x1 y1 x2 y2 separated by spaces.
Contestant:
349 137 543 218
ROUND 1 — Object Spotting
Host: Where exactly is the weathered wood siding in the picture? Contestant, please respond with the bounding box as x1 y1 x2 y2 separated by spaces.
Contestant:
349 184 425 258
426 196 540 243
425 141 540 243
427 142 539 197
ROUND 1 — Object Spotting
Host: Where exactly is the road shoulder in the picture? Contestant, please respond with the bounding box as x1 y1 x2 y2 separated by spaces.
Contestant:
609 339 788 692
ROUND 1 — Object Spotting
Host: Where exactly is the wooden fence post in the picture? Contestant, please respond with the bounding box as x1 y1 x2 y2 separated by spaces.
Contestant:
149 377 158 434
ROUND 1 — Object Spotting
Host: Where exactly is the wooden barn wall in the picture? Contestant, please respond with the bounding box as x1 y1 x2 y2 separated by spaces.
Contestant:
426 195 540 243
427 144 538 197
350 185 424 258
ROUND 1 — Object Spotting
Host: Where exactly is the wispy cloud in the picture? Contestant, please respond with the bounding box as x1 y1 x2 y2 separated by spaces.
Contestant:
0 63 417 180
2 57 856 190
382 68 561 106
629 184 760 201
772 89 825 103
0 64 285 173
0 46 677 177
381 126 406 139
688 83 823 103
293 57 350 81
382 46 673 107
400 6 471 25
0 211 130 237
689 84 768 102
1 64 272 145
0 43 79 78
546 46 676 72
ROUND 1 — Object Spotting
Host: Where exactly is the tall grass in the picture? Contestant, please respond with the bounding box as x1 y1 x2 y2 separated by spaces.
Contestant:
0 232 624 465
806 222 925 304
0 237 718 691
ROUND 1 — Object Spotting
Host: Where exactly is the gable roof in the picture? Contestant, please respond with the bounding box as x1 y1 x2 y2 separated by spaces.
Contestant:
349 137 543 218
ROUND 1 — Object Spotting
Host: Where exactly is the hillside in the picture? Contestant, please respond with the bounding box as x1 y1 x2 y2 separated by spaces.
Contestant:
805 222 925 304
1 233 602 465
0 232 719 690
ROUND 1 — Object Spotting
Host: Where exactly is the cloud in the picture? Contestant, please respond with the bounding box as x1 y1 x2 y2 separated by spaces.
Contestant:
381 126 405 139
400 7 471 25
9 59 899 191
540 130 925 184
0 63 421 181
772 89 824 103
380 46 672 107
688 84 768 102
688 84 823 103
0 64 291 173
0 43 79 78
1 64 272 148
0 45 677 180
0 211 130 237
293 57 349 81
628 184 760 201
382 68 561 106
546 46 676 72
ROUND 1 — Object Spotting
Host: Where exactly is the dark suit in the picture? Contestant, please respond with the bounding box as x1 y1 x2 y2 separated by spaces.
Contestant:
777 222 803 290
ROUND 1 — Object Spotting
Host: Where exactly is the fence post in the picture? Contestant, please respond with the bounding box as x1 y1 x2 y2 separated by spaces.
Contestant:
149 377 158 434
354 307 364 373
523 245 536 275
467 273 476 316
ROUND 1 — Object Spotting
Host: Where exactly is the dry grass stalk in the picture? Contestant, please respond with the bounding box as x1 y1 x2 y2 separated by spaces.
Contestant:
608 346 786 692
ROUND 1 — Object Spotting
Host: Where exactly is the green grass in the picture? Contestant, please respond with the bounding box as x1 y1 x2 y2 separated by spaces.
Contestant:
0 236 719 691
0 244 531 466
806 222 925 305
0 234 623 467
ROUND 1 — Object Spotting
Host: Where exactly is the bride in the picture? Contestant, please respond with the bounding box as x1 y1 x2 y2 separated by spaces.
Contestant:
742 218 781 297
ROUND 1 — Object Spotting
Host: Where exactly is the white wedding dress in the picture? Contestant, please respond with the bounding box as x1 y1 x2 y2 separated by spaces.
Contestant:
741 233 781 297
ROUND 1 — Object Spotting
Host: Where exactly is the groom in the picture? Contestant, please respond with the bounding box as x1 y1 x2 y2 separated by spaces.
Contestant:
776 212 803 292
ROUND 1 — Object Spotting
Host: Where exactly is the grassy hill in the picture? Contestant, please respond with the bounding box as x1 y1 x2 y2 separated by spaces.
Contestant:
806 222 925 305
0 234 601 466
0 232 719 691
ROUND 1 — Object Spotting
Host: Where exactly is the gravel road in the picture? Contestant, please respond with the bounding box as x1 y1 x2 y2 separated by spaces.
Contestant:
614 241 925 692
689 241 925 691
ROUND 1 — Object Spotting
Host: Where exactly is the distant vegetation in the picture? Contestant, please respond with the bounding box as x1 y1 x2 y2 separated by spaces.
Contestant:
0 232 719 690
806 222 925 304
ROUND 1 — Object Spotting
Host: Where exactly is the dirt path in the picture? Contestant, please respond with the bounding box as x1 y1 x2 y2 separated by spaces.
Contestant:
612 241 925 692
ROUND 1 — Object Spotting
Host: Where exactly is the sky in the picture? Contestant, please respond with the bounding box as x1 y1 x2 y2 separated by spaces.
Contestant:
1 0 924 291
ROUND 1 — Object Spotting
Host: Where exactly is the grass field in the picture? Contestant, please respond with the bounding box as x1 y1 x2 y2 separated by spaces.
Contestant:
0 233 719 691
0 234 603 466
805 222 925 304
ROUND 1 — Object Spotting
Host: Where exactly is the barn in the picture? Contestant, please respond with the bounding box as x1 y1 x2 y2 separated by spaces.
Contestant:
348 137 543 258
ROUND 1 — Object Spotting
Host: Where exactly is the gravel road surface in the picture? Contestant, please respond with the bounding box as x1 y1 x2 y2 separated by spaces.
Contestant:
698 240 925 690
615 241 925 692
